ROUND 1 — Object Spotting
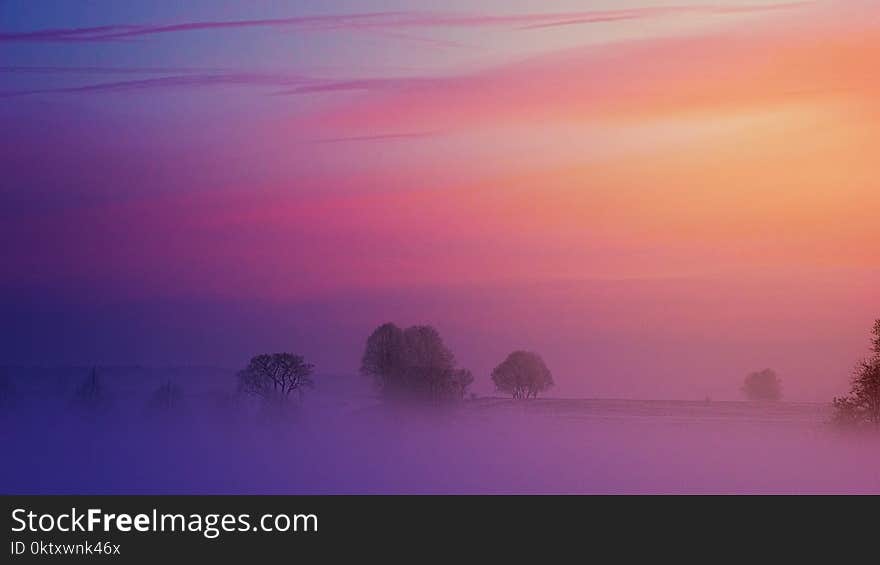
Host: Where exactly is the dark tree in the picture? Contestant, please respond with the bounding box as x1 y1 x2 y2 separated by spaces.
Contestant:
833 320 880 427
741 369 782 401
360 323 406 394
148 380 183 412
238 353 315 403
401 325 456 402
360 323 473 403
873 319 880 355
491 351 554 400
74 367 104 409
449 368 474 401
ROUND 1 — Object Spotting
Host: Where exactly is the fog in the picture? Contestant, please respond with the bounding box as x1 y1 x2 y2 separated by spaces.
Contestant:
3 368 879 494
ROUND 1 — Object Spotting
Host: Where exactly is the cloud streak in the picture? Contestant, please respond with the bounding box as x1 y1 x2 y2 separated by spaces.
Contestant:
0 72 313 97
311 131 440 143
0 4 811 43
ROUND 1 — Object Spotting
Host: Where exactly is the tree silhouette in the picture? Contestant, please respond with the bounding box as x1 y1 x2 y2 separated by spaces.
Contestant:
148 380 183 412
360 323 472 403
238 353 315 404
360 323 407 395
873 319 880 355
74 366 105 410
741 369 782 401
491 351 554 400
833 320 880 427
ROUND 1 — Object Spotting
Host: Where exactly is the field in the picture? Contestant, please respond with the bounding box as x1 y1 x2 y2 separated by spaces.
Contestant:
2 368 878 494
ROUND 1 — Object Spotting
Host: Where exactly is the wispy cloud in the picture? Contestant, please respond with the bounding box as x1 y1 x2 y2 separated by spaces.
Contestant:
0 4 812 43
0 2 815 98
0 65 225 75
0 72 313 97
518 2 810 29
312 131 440 143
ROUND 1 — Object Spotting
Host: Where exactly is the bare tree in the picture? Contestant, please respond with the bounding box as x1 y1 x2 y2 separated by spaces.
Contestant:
238 353 315 403
491 351 554 400
741 369 782 401
833 320 880 427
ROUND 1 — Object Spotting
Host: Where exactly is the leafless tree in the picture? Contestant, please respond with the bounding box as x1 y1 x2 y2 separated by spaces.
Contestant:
238 353 315 403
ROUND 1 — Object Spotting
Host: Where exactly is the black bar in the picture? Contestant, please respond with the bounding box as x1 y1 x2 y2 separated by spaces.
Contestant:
0 495 867 562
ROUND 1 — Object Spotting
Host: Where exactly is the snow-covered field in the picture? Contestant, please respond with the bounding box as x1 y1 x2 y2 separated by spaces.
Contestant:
2 368 878 494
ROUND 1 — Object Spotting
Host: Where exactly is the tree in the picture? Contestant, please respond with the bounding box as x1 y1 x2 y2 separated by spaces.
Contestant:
873 319 880 355
449 369 474 401
360 323 473 403
360 323 406 395
741 369 782 401
238 353 315 404
401 325 456 402
491 351 554 400
148 380 183 412
833 320 880 426
74 366 106 410
833 320 880 427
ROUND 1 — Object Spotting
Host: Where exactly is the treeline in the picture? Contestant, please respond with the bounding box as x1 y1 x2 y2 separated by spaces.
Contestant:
235 322 554 408
6 319 880 429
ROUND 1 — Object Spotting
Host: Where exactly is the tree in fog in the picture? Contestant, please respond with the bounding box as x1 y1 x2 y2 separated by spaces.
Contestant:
491 351 554 400
833 320 880 427
741 369 782 401
360 323 473 402
360 323 407 394
449 369 474 401
74 367 107 410
148 380 183 412
238 353 315 404
401 325 456 401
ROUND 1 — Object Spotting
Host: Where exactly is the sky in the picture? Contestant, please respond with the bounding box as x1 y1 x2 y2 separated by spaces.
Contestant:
2 0 879 400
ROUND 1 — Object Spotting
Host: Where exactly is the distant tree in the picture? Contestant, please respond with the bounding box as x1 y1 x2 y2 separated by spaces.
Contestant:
833 320 880 427
238 353 315 404
401 325 456 401
741 369 782 401
360 323 473 403
360 323 407 395
450 369 474 401
491 351 554 400
148 380 183 412
74 367 105 409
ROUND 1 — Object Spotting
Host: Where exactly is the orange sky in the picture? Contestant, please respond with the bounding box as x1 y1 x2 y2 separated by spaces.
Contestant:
3 1 880 397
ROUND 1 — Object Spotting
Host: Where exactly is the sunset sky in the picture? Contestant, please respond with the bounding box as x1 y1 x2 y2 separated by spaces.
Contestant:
2 0 879 400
